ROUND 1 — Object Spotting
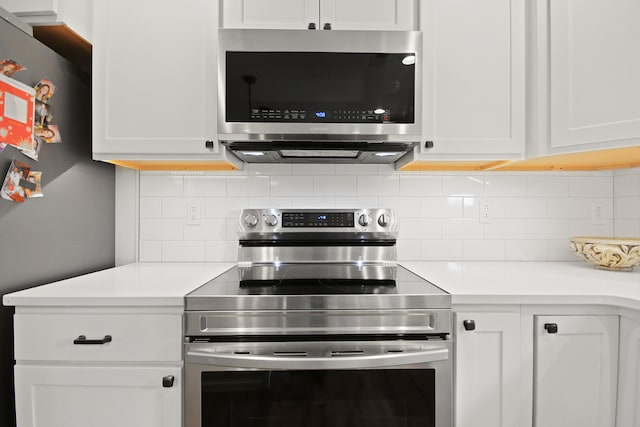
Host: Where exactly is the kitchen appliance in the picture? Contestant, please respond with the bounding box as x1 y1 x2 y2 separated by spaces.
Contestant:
0 9 115 427
184 208 452 427
217 29 422 163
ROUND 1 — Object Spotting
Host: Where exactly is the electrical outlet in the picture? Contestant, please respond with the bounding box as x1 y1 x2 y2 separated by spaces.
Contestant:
187 199 201 225
479 200 492 224
591 202 605 225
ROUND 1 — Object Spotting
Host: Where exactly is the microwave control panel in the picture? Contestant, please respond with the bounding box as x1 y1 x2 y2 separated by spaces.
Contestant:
249 108 391 123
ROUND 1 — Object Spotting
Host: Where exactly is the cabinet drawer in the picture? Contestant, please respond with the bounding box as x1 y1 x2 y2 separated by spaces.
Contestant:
14 313 182 362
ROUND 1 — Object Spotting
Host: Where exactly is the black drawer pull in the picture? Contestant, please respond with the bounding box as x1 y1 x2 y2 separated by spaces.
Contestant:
307 22 316 30
163 375 175 388
544 323 558 334
73 335 112 345
463 320 476 331
323 23 332 30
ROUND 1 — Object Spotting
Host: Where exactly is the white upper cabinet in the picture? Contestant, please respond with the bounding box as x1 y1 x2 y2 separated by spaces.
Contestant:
222 0 318 29
0 0 92 42
92 0 241 169
531 0 640 156
221 0 417 30
318 0 416 31
397 0 526 168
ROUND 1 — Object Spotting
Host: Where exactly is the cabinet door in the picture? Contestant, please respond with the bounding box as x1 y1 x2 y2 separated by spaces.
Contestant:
221 0 416 31
14 364 181 427
546 0 640 152
221 0 318 29
319 0 416 31
534 315 618 427
616 316 640 427
0 0 92 42
93 0 218 157
418 0 525 160
455 312 521 427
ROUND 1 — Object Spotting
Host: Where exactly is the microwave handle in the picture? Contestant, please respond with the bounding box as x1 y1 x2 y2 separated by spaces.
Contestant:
186 348 448 370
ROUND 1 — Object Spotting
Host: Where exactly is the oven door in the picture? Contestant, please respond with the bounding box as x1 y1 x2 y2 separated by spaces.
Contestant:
185 339 451 427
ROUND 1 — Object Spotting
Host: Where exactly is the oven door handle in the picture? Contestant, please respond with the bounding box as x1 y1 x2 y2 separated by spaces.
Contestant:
186 348 448 370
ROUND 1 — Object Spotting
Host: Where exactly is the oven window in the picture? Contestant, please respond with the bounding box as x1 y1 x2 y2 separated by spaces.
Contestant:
201 369 435 426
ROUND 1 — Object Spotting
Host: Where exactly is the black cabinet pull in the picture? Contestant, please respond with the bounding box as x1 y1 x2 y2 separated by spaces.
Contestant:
162 375 175 388
425 140 434 149
323 23 332 30
308 22 316 30
73 335 112 345
463 320 476 331
544 323 558 334
205 140 214 149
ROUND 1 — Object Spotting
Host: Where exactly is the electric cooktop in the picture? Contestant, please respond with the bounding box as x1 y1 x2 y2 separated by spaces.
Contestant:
185 263 449 311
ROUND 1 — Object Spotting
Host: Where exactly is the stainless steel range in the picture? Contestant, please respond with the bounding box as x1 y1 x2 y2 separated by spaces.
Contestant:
184 208 452 427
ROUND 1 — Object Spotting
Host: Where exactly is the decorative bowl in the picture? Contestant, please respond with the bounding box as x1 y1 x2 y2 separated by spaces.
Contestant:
570 236 640 271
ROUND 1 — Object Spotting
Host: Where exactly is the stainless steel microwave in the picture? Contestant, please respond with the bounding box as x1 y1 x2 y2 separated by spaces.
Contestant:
217 29 422 163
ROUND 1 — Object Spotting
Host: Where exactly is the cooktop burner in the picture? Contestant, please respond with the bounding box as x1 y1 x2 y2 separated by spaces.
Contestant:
239 278 397 295
238 263 398 295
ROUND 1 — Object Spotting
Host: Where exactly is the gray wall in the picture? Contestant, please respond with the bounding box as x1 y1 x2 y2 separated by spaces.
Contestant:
0 19 115 427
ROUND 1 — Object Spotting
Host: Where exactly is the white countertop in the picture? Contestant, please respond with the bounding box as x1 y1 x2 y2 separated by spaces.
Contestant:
3 261 640 309
402 261 640 309
2 263 234 307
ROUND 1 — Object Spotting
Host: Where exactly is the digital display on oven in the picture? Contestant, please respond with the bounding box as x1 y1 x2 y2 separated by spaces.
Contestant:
282 212 354 227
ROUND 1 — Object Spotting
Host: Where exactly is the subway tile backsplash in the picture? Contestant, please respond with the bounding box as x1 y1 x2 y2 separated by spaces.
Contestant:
138 165 640 263
614 167 640 237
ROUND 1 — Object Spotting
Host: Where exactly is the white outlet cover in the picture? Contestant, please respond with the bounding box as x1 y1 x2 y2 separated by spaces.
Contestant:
479 200 492 224
590 202 605 225
187 199 201 225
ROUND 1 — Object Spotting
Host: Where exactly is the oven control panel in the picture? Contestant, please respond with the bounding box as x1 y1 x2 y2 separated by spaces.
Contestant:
239 208 397 235
282 212 354 228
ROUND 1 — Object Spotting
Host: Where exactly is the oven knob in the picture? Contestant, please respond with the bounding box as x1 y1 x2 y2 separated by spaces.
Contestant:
378 214 391 227
265 214 278 227
358 214 372 226
244 212 259 227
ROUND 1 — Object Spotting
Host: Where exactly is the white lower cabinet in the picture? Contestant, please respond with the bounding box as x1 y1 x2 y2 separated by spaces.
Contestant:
14 364 181 427
533 315 619 427
454 311 521 427
12 308 183 427
9 304 630 427
616 315 640 427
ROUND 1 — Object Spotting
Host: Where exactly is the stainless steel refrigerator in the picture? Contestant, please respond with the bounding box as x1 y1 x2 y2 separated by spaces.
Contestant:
0 10 115 427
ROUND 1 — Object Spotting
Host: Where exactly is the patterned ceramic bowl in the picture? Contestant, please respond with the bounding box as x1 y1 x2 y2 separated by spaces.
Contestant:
570 236 640 271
